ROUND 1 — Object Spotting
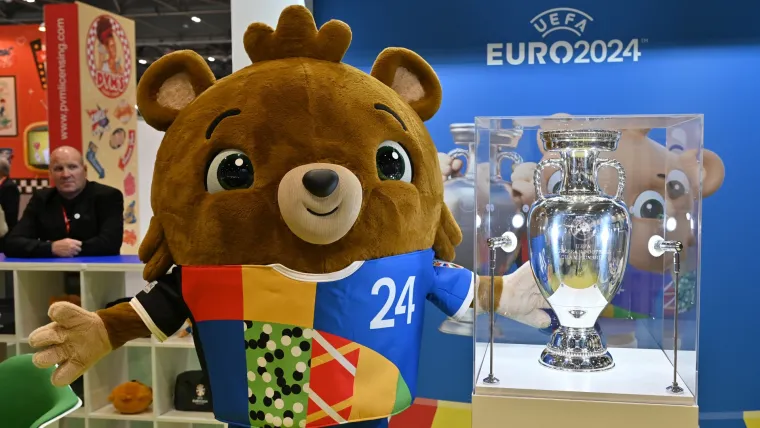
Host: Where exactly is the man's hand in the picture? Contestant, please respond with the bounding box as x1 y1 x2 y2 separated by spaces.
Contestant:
52 238 82 257
29 302 113 386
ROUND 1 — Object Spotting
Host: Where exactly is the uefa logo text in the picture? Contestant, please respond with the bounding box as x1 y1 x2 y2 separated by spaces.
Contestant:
486 8 644 66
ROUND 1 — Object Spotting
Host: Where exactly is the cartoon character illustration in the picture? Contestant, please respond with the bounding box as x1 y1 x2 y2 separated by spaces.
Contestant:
0 148 12 163
123 172 136 197
96 16 123 74
0 46 13 68
87 105 110 140
86 141 105 179
118 130 136 170
441 114 726 345
124 200 137 224
122 229 137 246
26 7 550 428
114 100 134 123
110 127 126 149
0 98 11 130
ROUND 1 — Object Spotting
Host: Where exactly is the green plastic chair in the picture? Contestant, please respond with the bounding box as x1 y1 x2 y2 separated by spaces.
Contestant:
0 353 82 428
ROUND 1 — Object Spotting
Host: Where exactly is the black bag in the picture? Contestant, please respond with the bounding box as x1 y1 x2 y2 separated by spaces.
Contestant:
174 370 213 412
0 298 14 335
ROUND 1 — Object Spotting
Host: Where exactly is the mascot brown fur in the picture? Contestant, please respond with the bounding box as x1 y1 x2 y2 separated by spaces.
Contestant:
27 6 548 428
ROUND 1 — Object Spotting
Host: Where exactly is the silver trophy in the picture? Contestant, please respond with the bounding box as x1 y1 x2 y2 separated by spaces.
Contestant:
527 129 632 372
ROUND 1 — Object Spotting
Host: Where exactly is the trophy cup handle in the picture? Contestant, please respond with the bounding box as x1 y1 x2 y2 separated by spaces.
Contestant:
446 148 471 177
596 158 626 200
533 158 563 200
495 150 523 180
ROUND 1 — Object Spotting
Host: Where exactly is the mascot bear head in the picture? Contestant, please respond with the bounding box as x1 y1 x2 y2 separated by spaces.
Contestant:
136 5 460 281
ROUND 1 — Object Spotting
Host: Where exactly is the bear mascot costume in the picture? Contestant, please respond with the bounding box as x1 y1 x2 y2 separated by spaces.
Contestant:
26 6 549 428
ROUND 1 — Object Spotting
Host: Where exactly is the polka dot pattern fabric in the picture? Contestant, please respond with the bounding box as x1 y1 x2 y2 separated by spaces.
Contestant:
245 321 312 428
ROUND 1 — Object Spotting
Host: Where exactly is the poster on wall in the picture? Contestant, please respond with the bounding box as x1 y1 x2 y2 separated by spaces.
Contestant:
0 25 49 184
0 76 17 137
45 1 140 254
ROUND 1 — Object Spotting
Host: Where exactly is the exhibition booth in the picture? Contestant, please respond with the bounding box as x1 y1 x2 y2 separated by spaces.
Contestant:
0 1 756 428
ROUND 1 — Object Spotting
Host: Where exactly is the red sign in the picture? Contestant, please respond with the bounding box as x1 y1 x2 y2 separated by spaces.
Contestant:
44 3 83 152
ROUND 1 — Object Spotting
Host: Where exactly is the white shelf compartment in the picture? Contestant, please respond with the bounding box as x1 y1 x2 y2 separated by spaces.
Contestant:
0 262 229 428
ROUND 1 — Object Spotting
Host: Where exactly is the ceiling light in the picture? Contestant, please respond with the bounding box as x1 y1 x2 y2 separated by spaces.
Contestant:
138 59 147 65
208 57 215 62
25 0 35 3
190 16 201 23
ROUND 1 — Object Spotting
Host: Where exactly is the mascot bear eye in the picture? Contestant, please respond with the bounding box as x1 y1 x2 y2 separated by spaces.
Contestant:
665 169 689 200
631 190 665 219
206 149 254 194
376 141 413 183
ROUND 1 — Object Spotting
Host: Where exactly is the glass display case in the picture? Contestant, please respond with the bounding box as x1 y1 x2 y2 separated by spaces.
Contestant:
471 115 705 428
439 123 524 337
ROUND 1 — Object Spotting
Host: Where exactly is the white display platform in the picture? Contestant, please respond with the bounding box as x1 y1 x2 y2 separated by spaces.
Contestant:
472 343 698 428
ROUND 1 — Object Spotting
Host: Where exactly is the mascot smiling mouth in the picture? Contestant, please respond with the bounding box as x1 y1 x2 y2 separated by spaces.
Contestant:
277 162 363 245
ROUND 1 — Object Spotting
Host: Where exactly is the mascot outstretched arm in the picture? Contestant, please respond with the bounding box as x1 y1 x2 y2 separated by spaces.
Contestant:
28 6 548 428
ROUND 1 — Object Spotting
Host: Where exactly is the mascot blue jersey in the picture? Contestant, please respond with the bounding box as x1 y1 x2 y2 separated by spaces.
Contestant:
130 249 475 428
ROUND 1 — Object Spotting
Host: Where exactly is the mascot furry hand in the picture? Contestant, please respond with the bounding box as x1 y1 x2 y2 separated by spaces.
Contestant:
27 6 549 428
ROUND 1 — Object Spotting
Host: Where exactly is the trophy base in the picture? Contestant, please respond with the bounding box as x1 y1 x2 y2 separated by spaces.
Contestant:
539 326 615 372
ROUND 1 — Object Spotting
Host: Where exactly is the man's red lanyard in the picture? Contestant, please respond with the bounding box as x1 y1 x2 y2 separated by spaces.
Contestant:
62 206 70 235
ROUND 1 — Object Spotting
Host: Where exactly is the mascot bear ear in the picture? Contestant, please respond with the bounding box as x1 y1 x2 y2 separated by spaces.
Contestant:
136 50 216 131
370 48 442 122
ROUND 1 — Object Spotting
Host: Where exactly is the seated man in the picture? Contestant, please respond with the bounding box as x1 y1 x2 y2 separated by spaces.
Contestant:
4 146 124 258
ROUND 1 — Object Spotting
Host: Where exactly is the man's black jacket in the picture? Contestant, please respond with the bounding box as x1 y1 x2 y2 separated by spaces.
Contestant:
4 181 124 258
0 177 20 253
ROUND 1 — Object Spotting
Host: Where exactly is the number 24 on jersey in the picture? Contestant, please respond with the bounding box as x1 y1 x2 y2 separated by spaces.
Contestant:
370 276 416 330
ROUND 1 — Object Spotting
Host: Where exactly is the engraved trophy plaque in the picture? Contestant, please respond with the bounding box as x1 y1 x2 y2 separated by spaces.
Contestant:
527 129 632 372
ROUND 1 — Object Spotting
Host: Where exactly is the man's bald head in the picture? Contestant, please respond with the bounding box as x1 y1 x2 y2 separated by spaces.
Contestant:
50 146 84 167
49 145 87 199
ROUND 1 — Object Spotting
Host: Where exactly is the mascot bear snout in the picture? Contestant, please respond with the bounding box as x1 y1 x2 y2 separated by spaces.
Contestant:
278 162 363 245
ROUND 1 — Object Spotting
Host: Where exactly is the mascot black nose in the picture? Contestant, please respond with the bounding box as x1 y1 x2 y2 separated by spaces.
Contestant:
302 169 339 197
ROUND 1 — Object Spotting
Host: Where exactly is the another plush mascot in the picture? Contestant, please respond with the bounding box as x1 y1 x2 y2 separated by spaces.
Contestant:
28 6 549 428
